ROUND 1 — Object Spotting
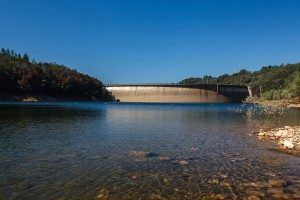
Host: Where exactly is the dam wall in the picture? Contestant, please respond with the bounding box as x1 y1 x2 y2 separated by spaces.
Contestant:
106 84 249 103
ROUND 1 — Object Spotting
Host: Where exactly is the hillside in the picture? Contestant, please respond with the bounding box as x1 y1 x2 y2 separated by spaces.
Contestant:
0 49 114 101
180 63 300 100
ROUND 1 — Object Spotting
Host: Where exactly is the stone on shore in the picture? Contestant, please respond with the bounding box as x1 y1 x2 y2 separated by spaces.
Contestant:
254 126 299 154
282 139 295 149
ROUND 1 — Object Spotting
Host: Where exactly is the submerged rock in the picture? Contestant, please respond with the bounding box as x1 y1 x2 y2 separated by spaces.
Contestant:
96 188 109 200
245 189 264 197
244 181 267 188
129 150 159 158
213 194 227 199
190 147 198 151
265 172 276 177
149 194 167 200
283 179 294 187
130 172 140 180
272 193 292 199
268 179 284 187
247 196 261 200
267 187 283 194
178 160 189 166
145 152 159 158
219 173 228 179
208 178 219 184
219 181 230 187
158 156 171 161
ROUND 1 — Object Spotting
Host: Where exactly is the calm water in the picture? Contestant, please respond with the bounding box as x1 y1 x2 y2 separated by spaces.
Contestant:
0 102 299 199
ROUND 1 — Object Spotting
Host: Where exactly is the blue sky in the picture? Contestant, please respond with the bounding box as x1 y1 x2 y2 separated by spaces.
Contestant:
1 0 300 83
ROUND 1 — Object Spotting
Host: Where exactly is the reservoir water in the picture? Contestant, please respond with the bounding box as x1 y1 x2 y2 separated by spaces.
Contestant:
0 102 299 199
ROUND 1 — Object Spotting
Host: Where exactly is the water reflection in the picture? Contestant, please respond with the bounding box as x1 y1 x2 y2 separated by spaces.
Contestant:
0 103 299 199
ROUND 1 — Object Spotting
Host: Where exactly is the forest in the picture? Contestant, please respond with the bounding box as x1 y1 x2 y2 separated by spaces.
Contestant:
1 48 299 101
0 49 114 101
180 63 300 100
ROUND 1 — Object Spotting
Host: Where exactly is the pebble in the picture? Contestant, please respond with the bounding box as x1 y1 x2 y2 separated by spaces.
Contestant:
208 179 219 184
158 156 170 161
268 179 284 187
283 180 294 187
214 194 227 199
190 147 198 151
219 181 230 187
258 132 265 136
265 172 276 177
272 193 291 199
130 174 139 180
267 187 283 194
219 173 228 179
163 178 169 184
250 181 268 188
247 196 261 200
178 160 189 166
245 190 264 197
149 194 167 200
293 193 300 199
96 188 109 200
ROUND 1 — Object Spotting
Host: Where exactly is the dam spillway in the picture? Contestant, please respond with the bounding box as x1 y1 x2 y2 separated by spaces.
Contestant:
106 84 250 103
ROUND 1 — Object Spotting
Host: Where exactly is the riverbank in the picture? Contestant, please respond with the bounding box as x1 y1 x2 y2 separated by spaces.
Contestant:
245 97 300 156
253 126 300 156
0 94 111 102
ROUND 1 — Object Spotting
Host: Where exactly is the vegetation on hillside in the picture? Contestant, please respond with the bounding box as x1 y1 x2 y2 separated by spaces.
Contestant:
179 63 300 99
0 48 114 101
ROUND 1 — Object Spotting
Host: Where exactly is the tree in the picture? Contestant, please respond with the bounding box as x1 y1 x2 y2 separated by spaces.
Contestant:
0 48 114 101
22 53 29 61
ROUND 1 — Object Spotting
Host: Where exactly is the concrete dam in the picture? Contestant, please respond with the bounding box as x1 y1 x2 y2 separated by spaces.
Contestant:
106 84 250 103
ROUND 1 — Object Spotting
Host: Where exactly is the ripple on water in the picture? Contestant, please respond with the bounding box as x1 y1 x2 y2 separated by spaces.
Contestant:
0 102 299 199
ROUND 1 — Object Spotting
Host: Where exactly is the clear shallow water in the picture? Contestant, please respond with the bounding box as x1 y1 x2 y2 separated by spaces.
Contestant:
0 102 299 199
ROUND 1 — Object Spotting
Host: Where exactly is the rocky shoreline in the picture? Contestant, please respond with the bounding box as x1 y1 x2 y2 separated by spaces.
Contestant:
245 97 300 109
253 126 300 155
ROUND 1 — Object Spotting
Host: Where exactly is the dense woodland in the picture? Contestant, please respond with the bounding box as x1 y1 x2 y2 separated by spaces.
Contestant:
180 63 300 100
0 49 114 101
1 48 299 101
